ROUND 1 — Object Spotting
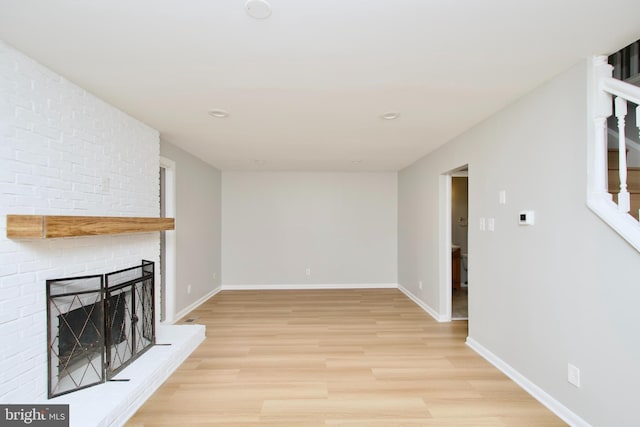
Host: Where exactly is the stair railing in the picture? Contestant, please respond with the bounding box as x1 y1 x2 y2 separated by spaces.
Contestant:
607 128 640 154
588 56 640 252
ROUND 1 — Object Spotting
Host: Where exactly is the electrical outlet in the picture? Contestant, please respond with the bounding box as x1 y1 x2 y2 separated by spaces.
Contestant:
419 280 423 290
187 284 192 295
212 272 217 280
568 363 580 387
488 218 495 232
479 217 486 231
305 268 311 276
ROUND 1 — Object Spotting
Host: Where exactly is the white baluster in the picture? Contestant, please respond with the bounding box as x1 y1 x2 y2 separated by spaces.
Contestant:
615 96 630 213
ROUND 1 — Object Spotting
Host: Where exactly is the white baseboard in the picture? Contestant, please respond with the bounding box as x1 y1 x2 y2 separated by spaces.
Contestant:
174 286 222 321
397 284 448 322
466 337 590 427
221 283 398 291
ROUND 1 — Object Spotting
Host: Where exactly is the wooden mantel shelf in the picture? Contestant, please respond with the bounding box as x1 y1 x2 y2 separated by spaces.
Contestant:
6 215 175 239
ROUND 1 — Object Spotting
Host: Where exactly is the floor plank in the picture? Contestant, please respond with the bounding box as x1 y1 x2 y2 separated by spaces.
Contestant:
127 289 565 426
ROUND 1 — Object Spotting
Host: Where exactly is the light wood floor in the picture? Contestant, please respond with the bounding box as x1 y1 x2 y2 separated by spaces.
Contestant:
451 287 468 319
127 289 565 426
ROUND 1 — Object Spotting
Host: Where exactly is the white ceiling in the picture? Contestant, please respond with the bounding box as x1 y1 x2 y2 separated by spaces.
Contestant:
1 1 639 171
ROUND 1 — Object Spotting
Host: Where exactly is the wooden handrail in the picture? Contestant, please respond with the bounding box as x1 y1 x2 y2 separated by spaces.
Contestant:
6 215 175 239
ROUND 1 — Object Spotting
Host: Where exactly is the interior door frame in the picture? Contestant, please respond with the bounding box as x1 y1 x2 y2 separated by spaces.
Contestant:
159 156 177 324
439 165 469 322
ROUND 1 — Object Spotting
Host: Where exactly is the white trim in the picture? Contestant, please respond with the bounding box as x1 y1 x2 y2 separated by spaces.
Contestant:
398 284 448 322
587 197 640 251
220 283 448 322
466 337 591 427
586 56 611 198
221 283 398 291
159 156 177 324
439 165 469 322
587 57 640 253
600 76 640 105
439 174 453 321
174 286 222 321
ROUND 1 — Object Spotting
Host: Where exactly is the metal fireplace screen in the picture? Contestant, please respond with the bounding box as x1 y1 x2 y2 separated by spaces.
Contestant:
105 260 155 378
47 274 104 398
46 260 155 398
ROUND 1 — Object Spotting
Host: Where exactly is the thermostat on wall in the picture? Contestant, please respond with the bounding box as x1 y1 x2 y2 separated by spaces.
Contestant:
519 211 535 225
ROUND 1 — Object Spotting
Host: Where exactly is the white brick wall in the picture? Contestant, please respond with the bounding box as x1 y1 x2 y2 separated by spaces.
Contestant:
0 40 161 402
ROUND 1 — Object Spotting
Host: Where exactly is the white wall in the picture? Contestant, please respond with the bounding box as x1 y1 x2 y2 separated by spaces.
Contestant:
398 61 640 425
222 172 397 286
0 41 160 401
160 141 221 315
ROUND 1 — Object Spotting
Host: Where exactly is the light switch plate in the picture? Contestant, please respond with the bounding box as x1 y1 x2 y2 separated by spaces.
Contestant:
568 363 580 387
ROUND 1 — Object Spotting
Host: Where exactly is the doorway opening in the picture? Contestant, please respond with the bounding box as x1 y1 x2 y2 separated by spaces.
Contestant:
159 157 177 324
439 165 469 323
451 173 468 320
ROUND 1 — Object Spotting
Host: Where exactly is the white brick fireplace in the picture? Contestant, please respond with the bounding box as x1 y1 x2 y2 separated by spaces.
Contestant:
0 40 204 425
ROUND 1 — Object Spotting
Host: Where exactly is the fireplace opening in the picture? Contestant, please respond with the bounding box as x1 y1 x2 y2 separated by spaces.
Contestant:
47 261 155 398
57 294 126 375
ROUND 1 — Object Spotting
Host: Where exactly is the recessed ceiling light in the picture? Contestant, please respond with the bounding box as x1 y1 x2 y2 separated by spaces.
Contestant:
208 109 229 118
245 0 272 19
380 112 399 120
